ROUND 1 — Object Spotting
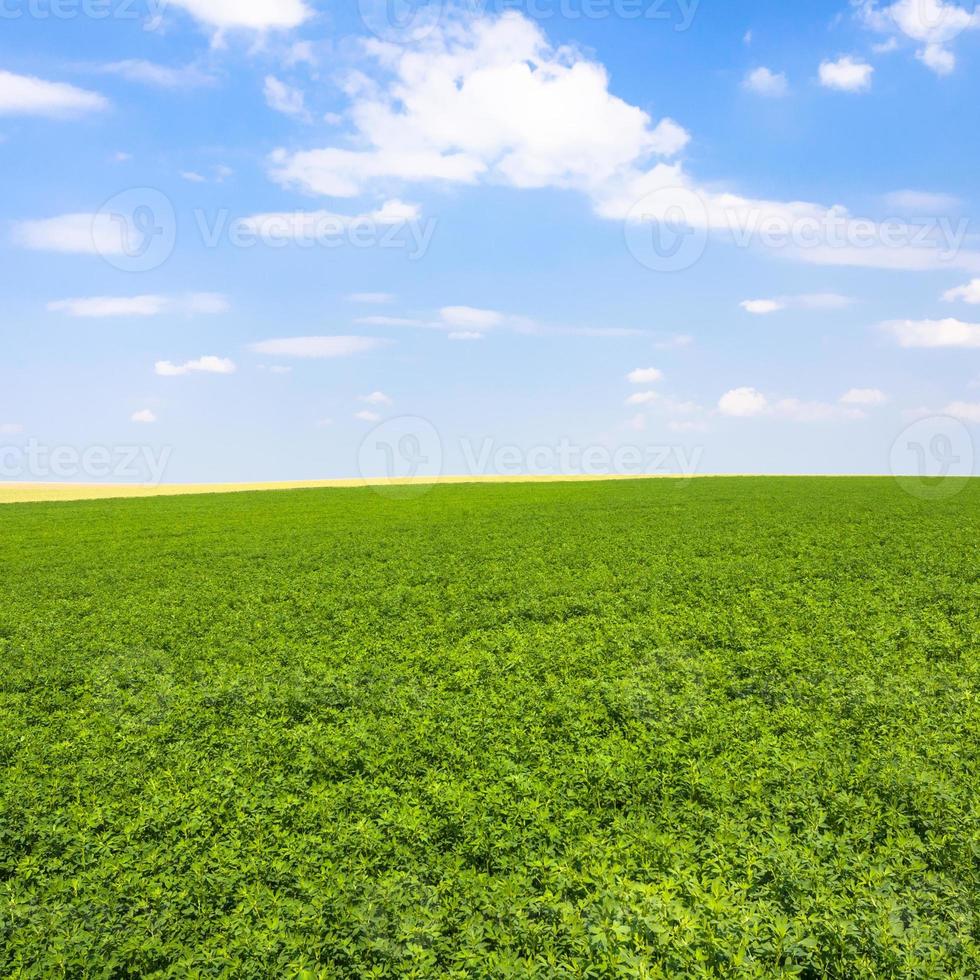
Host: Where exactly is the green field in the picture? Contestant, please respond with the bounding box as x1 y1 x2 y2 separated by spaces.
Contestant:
1 478 978 978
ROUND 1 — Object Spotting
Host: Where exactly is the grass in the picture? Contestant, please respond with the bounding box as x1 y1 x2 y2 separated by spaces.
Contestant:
0 477 978 977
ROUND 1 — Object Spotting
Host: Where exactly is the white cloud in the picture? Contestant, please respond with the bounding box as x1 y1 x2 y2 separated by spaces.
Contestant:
741 299 784 315
0 423 24 435
719 387 769 417
12 213 136 255
99 60 214 89
181 170 207 183
155 355 236 376
626 391 659 406
355 410 382 423
796 293 855 309
359 391 393 405
248 336 388 358
819 56 874 91
859 0 980 74
166 0 310 30
50 295 167 317
945 401 980 422
236 200 420 242
943 279 980 303
773 398 864 422
653 334 694 350
440 306 505 330
884 190 960 212
48 293 229 317
448 331 484 341
348 292 395 304
884 317 980 348
720 387 864 421
841 387 888 405
264 75 309 120
0 70 107 117
259 12 980 276
356 315 427 327
743 67 789 96
741 293 854 314
918 42 957 73
268 13 689 201
131 409 157 423
627 367 664 384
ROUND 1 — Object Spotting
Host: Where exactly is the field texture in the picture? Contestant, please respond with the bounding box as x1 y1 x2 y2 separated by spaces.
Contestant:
1 478 978 978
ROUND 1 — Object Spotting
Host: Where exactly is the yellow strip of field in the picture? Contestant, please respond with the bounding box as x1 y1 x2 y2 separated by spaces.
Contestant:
0 474 703 505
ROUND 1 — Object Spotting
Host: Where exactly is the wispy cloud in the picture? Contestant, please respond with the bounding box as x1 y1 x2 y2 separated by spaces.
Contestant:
0 70 107 117
248 336 389 358
48 294 229 318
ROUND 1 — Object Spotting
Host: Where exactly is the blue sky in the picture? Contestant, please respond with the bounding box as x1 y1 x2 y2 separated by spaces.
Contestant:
1 0 979 482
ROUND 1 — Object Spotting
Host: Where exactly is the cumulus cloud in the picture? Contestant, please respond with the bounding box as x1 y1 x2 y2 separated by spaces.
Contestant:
841 388 888 405
858 0 980 74
819 56 875 91
627 367 664 384
165 0 310 31
743 67 789 96
719 387 769 417
626 391 659 406
720 387 865 421
943 279 980 303
448 331 484 341
355 410 382 423
0 70 107 117
359 391 393 405
945 400 980 422
48 293 229 317
883 317 980 347
257 12 980 274
248 336 389 358
131 409 157 423
155 355 236 376
264 75 309 120
268 13 689 203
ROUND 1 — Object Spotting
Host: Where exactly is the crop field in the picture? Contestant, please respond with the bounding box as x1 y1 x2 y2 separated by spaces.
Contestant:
1 477 978 978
